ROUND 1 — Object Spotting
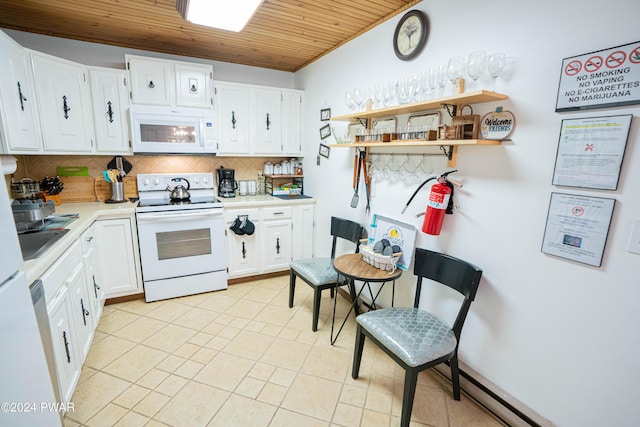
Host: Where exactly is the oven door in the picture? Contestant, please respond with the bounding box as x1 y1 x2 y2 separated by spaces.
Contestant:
136 208 226 281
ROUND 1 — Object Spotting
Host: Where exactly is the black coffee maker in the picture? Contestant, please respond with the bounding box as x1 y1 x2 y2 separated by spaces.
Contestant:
217 167 238 198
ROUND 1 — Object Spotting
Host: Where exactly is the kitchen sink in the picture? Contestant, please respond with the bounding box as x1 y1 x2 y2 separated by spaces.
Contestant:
18 229 70 261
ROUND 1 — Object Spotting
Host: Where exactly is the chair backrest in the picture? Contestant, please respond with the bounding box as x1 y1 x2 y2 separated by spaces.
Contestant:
412 248 483 340
330 216 364 259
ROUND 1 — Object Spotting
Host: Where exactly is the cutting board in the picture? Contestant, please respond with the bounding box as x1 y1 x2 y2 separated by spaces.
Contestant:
94 176 138 202
59 176 96 203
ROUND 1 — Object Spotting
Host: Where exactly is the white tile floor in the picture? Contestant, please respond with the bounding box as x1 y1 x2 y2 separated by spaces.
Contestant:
64 275 505 426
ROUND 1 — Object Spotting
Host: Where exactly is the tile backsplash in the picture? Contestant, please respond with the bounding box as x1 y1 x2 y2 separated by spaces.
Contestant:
13 154 299 184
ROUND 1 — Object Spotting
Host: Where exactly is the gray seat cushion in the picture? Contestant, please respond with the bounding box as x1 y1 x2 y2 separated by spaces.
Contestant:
356 308 457 368
290 257 339 287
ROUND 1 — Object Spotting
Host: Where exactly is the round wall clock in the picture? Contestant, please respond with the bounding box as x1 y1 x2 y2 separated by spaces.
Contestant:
393 10 429 61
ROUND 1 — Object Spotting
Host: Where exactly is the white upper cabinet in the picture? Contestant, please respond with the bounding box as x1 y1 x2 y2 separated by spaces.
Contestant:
214 81 251 154
214 80 304 156
126 54 213 109
282 89 304 156
0 31 43 153
175 63 213 108
31 51 95 153
89 67 131 154
253 87 283 154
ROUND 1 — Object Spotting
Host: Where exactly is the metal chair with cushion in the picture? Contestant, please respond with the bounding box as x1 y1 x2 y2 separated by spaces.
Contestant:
289 216 364 332
352 248 483 427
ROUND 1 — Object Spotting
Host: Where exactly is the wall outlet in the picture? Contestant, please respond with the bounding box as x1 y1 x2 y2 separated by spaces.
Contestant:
628 218 640 255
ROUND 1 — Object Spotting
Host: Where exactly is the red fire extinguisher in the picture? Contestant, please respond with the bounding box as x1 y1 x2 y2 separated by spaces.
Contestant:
422 180 452 235
401 170 459 236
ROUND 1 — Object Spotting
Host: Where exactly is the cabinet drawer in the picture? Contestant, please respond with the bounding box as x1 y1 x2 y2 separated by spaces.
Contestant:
40 240 82 303
226 208 260 222
261 206 292 220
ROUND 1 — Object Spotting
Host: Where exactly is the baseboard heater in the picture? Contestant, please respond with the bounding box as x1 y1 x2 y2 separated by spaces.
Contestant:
433 362 555 427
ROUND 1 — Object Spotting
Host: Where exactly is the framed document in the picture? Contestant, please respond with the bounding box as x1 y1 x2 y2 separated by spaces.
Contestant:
552 114 631 190
541 192 615 267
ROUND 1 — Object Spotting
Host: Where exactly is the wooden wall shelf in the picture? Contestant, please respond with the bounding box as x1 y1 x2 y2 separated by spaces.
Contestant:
331 90 508 122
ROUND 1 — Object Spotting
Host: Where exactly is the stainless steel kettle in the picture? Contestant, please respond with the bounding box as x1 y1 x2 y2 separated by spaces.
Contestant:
167 177 191 200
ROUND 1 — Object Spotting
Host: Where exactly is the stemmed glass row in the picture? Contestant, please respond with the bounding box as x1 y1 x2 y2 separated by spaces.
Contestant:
345 52 506 112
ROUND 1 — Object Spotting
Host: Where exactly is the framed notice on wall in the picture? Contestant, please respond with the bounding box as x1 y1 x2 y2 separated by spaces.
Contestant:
555 41 640 112
541 193 615 267
552 114 632 190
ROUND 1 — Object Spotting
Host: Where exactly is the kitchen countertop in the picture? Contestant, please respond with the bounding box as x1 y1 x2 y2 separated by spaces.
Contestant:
220 194 315 208
19 194 315 284
20 201 138 284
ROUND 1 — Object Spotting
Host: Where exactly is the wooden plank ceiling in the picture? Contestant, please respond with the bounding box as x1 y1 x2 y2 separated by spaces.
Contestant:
0 0 421 72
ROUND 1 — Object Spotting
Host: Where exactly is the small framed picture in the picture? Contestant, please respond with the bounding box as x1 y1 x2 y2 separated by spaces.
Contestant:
319 124 331 139
320 108 331 121
319 143 330 158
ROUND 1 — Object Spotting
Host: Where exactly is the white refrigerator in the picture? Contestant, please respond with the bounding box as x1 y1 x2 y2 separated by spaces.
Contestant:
0 172 62 426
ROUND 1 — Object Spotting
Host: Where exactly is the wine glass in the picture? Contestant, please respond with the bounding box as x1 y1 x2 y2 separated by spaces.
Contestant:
437 65 447 96
488 52 506 92
428 68 438 98
353 88 365 111
447 56 465 95
467 51 487 91
345 90 355 112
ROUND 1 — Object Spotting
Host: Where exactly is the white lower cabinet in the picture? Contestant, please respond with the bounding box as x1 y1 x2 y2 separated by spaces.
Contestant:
47 285 80 405
226 203 314 278
226 208 261 279
261 206 293 272
41 240 87 405
94 216 143 298
81 225 104 325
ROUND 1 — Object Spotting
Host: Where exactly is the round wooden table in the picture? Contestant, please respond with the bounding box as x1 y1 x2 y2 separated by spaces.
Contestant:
330 253 402 344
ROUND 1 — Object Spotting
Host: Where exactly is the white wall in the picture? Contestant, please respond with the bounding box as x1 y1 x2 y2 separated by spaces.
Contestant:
2 29 295 88
295 1 640 426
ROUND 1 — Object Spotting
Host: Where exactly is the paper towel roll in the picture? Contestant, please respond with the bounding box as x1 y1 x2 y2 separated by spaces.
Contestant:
0 155 17 175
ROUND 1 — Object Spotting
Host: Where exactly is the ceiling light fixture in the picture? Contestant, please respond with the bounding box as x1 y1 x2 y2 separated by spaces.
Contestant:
176 0 263 32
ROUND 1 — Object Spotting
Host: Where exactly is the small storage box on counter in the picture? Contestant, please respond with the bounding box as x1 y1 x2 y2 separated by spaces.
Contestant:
265 174 304 196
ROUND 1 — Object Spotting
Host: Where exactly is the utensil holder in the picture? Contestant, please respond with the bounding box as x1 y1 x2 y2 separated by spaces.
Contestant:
110 181 125 201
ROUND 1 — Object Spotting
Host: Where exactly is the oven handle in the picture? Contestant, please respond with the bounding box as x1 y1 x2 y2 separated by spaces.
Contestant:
137 210 224 223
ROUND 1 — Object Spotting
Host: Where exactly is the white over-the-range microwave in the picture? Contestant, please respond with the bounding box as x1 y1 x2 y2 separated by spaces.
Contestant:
130 105 216 154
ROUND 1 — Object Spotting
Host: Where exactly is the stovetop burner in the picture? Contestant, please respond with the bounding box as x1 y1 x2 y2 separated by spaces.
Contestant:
136 173 223 212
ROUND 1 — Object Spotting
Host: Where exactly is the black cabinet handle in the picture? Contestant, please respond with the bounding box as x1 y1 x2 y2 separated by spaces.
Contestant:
63 331 71 363
17 82 27 111
93 276 101 299
148 80 155 88
241 241 247 259
266 113 271 130
231 111 236 129
107 101 114 123
80 298 90 326
62 95 70 119
276 237 280 254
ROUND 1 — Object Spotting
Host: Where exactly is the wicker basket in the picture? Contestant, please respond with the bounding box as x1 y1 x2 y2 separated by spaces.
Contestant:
360 245 401 271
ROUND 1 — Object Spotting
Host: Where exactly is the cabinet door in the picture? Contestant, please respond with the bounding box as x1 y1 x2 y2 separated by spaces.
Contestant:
282 90 304 156
226 209 261 278
292 204 314 260
126 55 173 106
253 88 282 154
175 63 213 108
89 67 131 154
31 52 94 152
94 217 142 298
261 219 292 272
81 227 104 327
48 285 81 404
0 32 42 152
68 262 93 364
215 82 250 154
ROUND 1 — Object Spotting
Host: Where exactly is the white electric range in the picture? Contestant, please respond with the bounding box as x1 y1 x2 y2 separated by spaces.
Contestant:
136 173 227 302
